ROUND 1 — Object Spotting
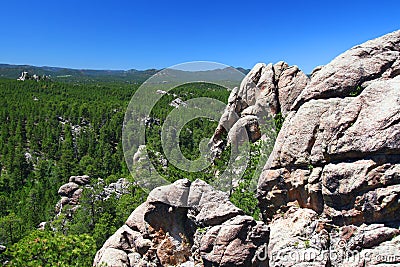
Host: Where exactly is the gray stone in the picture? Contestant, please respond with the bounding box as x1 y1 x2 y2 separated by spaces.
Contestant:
101 225 141 251
125 203 147 234
268 208 330 267
199 215 269 267
227 115 261 146
135 236 152 255
277 64 309 117
170 98 187 108
256 30 400 267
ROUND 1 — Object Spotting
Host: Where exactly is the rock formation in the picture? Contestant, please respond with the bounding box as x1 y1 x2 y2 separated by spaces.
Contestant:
52 175 132 228
258 30 400 266
170 98 188 108
55 175 91 218
17 71 49 81
95 30 400 267
93 179 269 267
209 61 309 159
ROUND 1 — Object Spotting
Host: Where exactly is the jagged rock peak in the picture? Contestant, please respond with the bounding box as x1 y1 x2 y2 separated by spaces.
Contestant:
209 61 309 159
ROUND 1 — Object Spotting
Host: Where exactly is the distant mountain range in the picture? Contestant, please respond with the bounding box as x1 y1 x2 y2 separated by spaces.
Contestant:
0 64 249 83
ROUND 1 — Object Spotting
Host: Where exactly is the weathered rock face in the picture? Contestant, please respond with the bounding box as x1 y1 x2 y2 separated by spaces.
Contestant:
94 179 269 267
199 215 269 267
257 30 400 266
258 61 400 226
292 30 400 110
267 207 400 267
57 182 80 198
209 61 309 159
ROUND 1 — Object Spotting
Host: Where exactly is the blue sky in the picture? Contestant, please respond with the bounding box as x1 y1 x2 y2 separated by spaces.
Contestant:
1 0 399 73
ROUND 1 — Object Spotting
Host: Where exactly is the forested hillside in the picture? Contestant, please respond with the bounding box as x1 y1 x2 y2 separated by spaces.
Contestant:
0 77 263 265
0 79 139 264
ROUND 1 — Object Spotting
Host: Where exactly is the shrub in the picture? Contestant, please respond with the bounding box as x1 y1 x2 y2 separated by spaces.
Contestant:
2 230 96 266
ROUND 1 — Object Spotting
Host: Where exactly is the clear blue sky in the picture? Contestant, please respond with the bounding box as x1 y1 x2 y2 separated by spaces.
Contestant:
1 0 399 73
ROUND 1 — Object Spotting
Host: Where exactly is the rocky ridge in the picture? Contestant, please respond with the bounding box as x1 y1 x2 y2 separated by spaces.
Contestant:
95 30 400 266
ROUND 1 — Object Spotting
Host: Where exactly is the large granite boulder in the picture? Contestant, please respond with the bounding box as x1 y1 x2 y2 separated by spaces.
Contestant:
57 182 80 198
69 175 90 185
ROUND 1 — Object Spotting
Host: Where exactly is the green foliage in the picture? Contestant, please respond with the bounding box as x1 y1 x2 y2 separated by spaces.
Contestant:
274 112 284 134
308 163 314 171
92 213 117 249
230 182 260 220
59 181 146 249
349 85 363 97
0 212 25 244
229 141 272 220
114 188 147 223
197 227 208 234
2 230 96 266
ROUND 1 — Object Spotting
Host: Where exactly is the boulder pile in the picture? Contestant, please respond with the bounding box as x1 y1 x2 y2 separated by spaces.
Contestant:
93 179 269 267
